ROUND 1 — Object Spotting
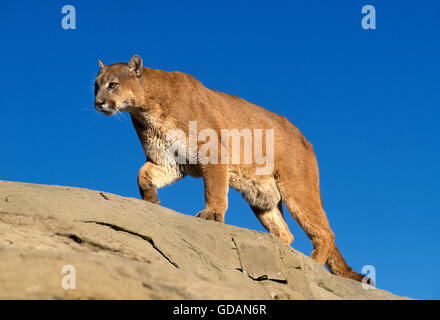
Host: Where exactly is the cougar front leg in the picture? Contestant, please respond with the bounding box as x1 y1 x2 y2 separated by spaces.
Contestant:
196 164 229 223
137 161 184 204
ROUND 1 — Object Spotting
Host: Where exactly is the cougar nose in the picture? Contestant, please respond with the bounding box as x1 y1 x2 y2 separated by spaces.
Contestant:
95 100 104 107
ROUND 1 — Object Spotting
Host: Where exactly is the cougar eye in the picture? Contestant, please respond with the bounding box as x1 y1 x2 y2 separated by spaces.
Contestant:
108 82 118 89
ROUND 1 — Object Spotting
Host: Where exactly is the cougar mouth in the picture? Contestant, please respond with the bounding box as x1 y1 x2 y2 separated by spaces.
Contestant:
101 109 115 116
96 104 116 116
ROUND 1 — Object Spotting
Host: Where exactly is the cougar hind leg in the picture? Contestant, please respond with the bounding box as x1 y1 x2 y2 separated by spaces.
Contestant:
235 174 294 245
250 201 294 245
278 180 335 265
276 168 335 265
275 142 336 265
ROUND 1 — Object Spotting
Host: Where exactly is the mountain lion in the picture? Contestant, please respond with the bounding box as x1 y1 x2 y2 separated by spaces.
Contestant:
94 55 368 282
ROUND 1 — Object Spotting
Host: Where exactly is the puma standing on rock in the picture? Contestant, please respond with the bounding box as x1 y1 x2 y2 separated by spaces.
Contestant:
94 55 368 283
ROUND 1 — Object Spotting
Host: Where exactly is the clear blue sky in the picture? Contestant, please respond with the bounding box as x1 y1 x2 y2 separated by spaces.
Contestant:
1 0 439 299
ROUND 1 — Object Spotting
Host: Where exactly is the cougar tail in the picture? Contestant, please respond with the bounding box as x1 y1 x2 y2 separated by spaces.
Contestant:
326 244 373 285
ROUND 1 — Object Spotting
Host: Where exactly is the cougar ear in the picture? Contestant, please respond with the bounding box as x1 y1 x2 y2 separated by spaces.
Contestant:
127 55 143 78
98 60 106 69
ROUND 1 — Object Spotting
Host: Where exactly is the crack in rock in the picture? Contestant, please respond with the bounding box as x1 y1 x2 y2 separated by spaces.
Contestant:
56 232 122 253
247 274 288 284
99 192 110 200
80 220 178 268
230 236 244 272
56 232 152 264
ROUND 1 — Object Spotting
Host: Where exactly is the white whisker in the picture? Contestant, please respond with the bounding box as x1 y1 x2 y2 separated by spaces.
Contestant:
119 112 128 121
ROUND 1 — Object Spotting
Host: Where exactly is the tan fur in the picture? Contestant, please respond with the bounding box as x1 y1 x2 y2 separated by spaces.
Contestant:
94 55 369 283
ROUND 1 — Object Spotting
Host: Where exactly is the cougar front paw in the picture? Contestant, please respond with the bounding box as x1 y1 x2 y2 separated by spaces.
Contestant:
139 187 160 205
145 196 160 205
196 209 224 223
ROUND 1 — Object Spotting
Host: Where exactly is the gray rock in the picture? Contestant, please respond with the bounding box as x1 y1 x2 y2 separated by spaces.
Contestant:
0 180 409 299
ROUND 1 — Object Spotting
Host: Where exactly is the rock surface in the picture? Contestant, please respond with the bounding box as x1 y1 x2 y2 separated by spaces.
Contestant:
0 180 407 299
